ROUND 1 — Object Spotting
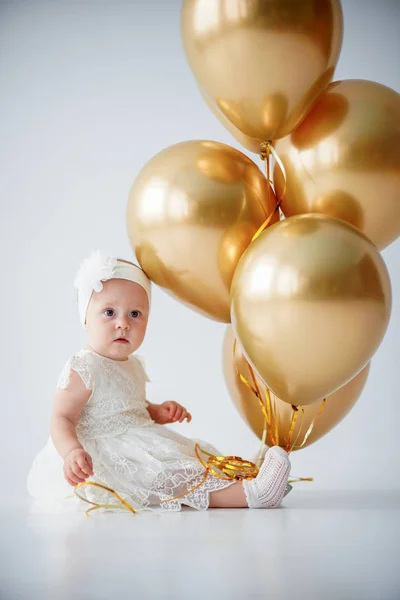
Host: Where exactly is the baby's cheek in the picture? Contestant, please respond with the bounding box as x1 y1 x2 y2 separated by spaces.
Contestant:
135 325 147 341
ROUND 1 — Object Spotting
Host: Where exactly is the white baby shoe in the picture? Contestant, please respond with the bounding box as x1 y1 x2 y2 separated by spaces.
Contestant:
243 446 291 508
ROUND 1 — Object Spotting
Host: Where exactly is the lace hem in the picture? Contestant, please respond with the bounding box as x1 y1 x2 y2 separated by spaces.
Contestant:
80 467 235 512
179 473 235 511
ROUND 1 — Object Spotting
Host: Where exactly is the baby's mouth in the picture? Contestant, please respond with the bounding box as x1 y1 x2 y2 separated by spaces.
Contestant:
114 338 129 344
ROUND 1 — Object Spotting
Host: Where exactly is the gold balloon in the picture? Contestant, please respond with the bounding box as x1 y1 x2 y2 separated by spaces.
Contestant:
230 214 391 405
223 326 370 450
275 79 400 250
200 87 263 155
181 0 343 148
126 140 278 322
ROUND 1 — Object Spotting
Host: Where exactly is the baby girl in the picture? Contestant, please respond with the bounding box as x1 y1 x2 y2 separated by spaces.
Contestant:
27 250 291 512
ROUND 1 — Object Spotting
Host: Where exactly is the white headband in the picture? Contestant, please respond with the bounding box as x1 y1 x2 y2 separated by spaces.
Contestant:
73 250 151 325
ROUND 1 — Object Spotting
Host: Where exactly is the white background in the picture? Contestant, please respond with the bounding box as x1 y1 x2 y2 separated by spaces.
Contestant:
1 0 399 496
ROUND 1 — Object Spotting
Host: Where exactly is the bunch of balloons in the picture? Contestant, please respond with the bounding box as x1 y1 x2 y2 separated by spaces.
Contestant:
127 0 399 452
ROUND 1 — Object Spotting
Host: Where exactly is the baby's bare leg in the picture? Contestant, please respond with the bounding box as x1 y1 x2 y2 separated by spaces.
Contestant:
208 482 248 508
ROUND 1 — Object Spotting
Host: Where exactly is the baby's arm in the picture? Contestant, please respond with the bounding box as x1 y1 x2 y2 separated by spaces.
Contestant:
51 369 93 486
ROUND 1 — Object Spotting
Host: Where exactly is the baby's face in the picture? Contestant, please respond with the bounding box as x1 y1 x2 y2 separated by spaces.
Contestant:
85 278 149 361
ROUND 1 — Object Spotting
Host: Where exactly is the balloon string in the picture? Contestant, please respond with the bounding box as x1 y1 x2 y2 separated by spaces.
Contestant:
232 339 272 464
266 142 272 219
285 405 300 452
234 356 314 487
245 350 270 467
291 398 327 451
272 390 280 447
74 443 259 517
289 477 314 484
264 383 276 446
233 340 325 459
233 341 273 449
256 412 268 469
235 348 301 455
289 406 306 451
251 141 287 242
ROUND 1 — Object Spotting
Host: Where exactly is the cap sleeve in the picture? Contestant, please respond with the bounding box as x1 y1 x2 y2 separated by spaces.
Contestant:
57 355 94 391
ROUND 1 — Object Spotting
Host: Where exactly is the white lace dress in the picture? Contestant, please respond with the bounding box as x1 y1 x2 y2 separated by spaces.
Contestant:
27 348 234 512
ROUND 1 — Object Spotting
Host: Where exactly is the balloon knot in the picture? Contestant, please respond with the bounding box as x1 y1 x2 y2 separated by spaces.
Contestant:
260 141 273 161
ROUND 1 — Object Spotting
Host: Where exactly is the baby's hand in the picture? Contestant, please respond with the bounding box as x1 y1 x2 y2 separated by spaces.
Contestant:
63 448 94 487
156 401 192 425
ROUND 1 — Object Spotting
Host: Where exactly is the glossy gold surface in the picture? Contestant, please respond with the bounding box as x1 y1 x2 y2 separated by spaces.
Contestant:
223 326 370 450
127 140 278 322
181 0 343 149
275 79 400 249
230 214 391 405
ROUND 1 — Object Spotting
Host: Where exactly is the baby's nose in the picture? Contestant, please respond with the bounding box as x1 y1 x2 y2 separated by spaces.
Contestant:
116 316 130 329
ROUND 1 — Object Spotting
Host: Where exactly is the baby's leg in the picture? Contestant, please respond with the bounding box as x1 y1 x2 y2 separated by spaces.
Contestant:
208 481 248 508
208 447 291 509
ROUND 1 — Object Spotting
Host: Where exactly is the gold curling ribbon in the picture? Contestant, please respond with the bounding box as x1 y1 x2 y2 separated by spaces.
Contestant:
242 351 269 468
240 357 326 454
194 444 258 481
74 443 259 517
285 405 300 453
251 141 287 243
234 355 270 462
292 398 327 451
288 406 306 451
289 476 314 484
74 481 137 516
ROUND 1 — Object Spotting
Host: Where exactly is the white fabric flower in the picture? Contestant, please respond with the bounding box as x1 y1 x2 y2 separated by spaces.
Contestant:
73 250 117 294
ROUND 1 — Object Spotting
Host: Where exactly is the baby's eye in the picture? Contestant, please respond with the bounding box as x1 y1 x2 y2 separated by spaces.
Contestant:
103 309 115 317
130 310 141 318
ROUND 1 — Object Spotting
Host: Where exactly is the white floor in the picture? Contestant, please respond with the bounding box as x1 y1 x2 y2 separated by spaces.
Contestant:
1 490 399 600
